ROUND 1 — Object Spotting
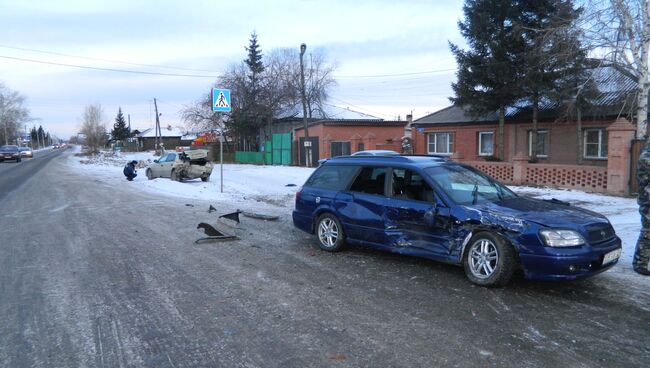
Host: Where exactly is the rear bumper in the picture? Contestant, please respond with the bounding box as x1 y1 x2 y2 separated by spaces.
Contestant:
519 238 622 281
292 211 313 234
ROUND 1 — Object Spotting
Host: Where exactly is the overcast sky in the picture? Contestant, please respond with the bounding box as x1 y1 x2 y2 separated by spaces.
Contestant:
0 0 465 138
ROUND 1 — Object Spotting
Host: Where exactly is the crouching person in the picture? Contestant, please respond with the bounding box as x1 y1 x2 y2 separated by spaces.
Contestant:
123 160 138 181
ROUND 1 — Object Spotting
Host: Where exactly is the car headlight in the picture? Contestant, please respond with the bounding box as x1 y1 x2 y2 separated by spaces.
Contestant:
539 229 585 247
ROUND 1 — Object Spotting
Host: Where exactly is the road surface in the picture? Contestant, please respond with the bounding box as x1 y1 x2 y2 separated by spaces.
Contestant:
0 150 648 367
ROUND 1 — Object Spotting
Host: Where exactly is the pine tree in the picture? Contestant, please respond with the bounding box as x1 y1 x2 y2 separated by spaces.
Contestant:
241 32 267 148
244 32 264 77
450 0 525 160
30 126 37 146
111 107 130 141
515 0 584 161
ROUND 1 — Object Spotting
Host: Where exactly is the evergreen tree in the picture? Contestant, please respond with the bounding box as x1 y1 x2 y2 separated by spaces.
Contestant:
240 32 266 149
37 125 45 147
244 32 264 78
450 0 525 160
515 0 583 161
30 126 37 146
111 107 130 141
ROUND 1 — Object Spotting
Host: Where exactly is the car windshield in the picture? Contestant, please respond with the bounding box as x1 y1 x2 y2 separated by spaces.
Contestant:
424 164 516 205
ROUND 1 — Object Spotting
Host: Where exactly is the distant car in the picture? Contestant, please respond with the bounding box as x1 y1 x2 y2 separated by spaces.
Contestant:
0 145 22 162
145 149 213 181
19 147 33 158
53 144 60 149
351 150 400 156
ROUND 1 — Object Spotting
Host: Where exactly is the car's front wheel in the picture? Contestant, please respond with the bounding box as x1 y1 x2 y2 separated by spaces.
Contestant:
146 169 154 180
463 231 516 287
316 213 346 252
201 175 209 182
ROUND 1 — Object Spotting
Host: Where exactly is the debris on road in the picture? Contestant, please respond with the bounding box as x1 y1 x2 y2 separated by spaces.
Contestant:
239 209 279 221
208 204 217 213
219 211 241 224
195 222 238 243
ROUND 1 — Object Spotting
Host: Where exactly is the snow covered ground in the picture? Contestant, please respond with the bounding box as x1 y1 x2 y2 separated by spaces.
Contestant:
71 148 645 282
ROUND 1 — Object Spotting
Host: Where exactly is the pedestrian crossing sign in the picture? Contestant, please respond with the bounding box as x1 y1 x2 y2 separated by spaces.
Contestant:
212 88 231 112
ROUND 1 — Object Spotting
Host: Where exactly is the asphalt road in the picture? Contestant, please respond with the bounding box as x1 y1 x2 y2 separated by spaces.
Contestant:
0 150 648 367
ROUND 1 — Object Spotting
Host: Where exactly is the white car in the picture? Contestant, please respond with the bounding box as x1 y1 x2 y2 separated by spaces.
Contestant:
145 150 213 181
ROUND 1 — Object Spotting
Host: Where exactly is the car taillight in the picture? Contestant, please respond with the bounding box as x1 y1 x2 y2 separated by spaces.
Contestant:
295 187 302 201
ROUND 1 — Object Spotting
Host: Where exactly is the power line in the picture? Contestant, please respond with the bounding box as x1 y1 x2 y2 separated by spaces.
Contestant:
0 44 222 74
0 54 220 78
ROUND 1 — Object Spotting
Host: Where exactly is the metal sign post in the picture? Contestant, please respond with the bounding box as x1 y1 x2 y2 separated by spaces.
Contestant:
220 130 224 193
212 88 231 194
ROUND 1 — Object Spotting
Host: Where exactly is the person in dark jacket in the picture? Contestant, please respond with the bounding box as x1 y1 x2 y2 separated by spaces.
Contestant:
123 160 138 181
634 139 650 275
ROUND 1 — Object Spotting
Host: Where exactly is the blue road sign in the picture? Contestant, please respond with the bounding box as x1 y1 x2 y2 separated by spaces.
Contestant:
212 88 231 112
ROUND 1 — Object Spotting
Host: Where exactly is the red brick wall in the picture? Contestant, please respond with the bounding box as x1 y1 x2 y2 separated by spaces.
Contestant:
413 123 509 161
295 124 406 159
413 118 614 166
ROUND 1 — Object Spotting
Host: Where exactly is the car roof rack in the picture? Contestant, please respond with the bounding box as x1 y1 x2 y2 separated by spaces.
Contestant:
331 155 450 162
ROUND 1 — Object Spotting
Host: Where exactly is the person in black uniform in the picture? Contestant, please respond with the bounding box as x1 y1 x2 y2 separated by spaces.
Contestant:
123 160 138 181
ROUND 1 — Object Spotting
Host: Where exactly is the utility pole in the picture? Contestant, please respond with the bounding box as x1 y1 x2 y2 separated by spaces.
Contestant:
153 98 161 154
299 43 311 167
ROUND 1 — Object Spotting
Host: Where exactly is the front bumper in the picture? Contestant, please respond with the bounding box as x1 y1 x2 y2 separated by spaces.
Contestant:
519 236 622 281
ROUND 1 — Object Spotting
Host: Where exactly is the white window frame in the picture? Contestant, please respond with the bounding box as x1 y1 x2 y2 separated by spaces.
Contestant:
528 130 549 158
427 132 454 155
583 128 607 159
478 131 494 156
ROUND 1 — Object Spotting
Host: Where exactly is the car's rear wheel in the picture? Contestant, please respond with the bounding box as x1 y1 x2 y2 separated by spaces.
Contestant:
316 213 346 252
463 231 516 287
146 169 154 180
201 176 209 182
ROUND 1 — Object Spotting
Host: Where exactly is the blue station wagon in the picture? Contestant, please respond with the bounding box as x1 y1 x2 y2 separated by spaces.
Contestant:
293 156 622 287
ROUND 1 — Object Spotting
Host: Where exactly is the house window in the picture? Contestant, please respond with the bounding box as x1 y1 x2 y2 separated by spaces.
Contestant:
357 142 365 152
427 132 454 155
584 128 607 159
478 132 494 156
331 141 351 157
528 130 549 158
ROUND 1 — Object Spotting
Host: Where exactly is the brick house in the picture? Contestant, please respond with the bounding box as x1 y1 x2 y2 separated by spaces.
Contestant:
279 104 407 166
411 67 641 195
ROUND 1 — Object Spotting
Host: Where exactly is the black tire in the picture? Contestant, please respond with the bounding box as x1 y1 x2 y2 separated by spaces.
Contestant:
171 169 179 181
146 169 154 180
315 213 346 252
463 231 516 287
201 176 209 182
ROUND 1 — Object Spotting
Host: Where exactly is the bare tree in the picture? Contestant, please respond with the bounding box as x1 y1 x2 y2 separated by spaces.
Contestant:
80 104 107 153
182 45 337 150
585 0 650 137
0 82 31 145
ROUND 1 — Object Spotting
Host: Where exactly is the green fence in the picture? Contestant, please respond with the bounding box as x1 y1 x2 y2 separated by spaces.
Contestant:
235 151 265 164
235 133 292 165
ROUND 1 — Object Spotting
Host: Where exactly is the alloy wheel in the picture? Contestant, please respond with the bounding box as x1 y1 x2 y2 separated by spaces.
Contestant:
468 238 499 279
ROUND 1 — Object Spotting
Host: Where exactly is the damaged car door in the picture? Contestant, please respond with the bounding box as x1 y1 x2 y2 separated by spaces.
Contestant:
339 166 390 247
384 168 453 257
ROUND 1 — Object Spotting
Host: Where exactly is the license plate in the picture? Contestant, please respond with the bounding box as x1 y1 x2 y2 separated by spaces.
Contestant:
602 249 621 265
